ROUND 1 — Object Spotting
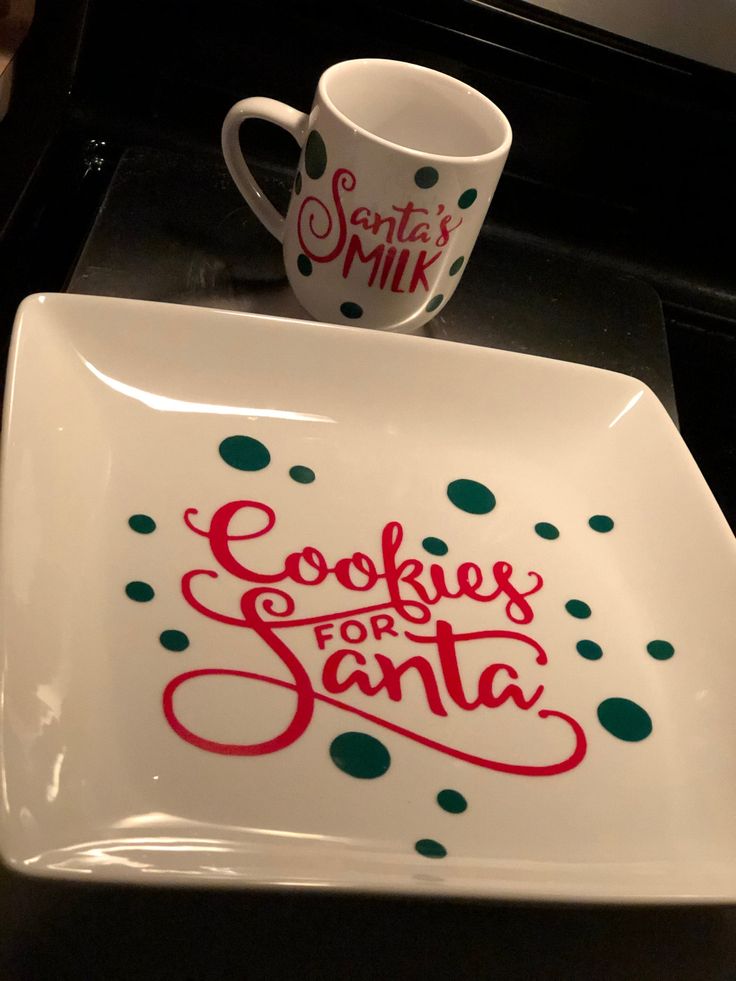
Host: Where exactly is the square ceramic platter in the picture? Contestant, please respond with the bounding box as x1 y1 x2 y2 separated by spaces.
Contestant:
2 293 735 902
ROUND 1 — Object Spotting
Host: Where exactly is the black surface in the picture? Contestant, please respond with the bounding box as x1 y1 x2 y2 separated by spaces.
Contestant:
2 878 736 981
0 0 88 237
67 146 677 419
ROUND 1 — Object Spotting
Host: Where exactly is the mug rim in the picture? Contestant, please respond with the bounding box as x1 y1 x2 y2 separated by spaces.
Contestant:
317 58 512 163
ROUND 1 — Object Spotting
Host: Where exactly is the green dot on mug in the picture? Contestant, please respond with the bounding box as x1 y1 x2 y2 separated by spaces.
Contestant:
414 166 439 188
449 257 465 276
297 253 312 276
294 171 302 195
340 302 363 319
458 188 477 209
305 130 327 180
426 294 444 313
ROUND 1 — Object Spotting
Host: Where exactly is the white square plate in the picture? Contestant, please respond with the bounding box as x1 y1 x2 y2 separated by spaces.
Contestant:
2 293 735 901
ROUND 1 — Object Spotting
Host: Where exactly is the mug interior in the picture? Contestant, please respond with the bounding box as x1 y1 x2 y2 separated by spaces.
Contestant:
321 60 510 158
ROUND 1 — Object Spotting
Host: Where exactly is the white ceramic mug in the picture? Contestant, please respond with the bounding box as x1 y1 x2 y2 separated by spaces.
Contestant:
222 59 512 330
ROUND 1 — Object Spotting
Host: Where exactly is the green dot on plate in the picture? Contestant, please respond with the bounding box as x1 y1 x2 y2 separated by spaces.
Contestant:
414 166 439 188
294 171 302 195
449 256 464 276
426 294 444 313
289 465 315 484
125 581 154 602
565 599 591 619
159 629 189 652
128 514 156 534
647 639 675 660
340 301 363 319
576 639 603 660
458 188 477 209
422 536 448 556
534 522 559 540
415 838 447 859
329 732 390 779
589 514 615 533
219 435 270 471
437 789 467 814
447 478 495 515
297 253 312 276
304 130 327 180
597 697 652 741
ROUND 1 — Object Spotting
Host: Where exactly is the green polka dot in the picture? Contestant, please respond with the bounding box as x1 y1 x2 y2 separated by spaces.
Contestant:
597 697 652 742
458 188 477 209
422 536 448 556
159 630 189 652
125 581 154 602
576 639 603 660
589 514 615 533
340 301 363 319
426 294 444 313
449 256 464 276
297 253 312 276
415 838 447 858
294 171 302 195
447 478 495 515
534 522 559 540
289 465 315 484
304 130 327 180
128 514 156 534
565 599 591 619
329 732 390 779
437 789 467 813
647 640 675 660
219 435 270 471
414 166 439 188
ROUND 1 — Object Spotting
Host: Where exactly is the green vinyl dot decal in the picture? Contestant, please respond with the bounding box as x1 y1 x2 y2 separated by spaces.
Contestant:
597 697 652 742
329 732 390 779
219 435 270 471
297 253 312 276
565 599 591 619
437 789 467 814
458 188 477 209
340 301 363 319
294 171 302 195
576 639 603 660
647 640 675 660
447 479 495 515
289 465 315 484
304 130 327 179
125 581 154 602
589 514 615 533
422 536 448 556
534 522 559 540
426 294 444 313
159 630 190 652
449 256 464 276
128 514 156 534
414 166 439 188
415 838 447 859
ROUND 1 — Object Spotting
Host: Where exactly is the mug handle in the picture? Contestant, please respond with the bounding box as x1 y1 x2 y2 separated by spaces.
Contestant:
221 97 309 243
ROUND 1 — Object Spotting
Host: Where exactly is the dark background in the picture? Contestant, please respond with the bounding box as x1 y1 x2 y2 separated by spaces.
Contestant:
1 0 734 525
0 1 735 977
